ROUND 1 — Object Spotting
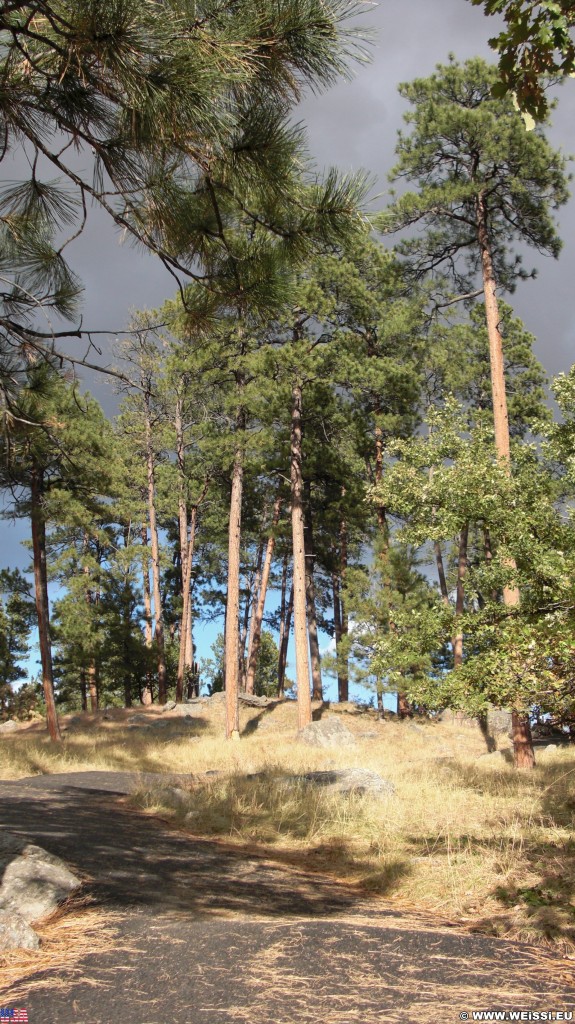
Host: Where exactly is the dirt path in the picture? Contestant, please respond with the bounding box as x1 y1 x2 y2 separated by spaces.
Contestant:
1 772 574 1023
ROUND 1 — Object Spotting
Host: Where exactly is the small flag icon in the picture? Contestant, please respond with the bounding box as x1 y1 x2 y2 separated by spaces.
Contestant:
13 1012 28 1022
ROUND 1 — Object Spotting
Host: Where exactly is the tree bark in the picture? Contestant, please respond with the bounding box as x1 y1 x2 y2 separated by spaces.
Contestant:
512 710 536 769
225 445 243 739
476 191 520 609
476 191 533 766
242 538 264 691
246 497 282 694
453 522 469 669
434 540 450 606
140 523 153 705
145 410 167 704
338 510 349 702
277 555 291 697
304 487 322 702
80 670 87 712
176 507 197 702
30 468 61 742
290 381 312 729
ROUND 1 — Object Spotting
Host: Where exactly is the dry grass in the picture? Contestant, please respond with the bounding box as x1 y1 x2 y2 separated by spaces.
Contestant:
2 699 575 950
0 897 119 999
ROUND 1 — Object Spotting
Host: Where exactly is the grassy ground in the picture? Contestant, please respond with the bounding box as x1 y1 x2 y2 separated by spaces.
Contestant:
2 698 575 951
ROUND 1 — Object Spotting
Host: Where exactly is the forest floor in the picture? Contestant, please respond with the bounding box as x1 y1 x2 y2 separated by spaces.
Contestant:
1 700 575 1021
1 771 575 1023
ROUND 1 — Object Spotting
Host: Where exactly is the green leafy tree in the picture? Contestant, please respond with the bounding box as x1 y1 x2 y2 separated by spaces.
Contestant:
469 0 575 119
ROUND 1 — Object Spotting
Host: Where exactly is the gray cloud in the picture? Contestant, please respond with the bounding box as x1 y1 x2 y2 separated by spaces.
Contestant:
2 0 574 570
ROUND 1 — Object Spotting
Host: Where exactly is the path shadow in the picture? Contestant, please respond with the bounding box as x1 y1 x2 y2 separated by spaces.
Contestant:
0 786 409 921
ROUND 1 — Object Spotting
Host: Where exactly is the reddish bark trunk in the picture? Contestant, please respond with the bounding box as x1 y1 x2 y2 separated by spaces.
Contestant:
291 381 312 729
225 447 243 739
246 497 282 694
30 469 61 742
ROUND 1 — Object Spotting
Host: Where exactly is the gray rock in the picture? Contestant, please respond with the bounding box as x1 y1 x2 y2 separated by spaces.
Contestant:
0 835 81 924
165 705 198 718
301 768 395 797
0 910 40 950
297 717 356 748
486 706 513 737
0 719 19 733
238 693 270 707
163 700 177 712
126 713 150 725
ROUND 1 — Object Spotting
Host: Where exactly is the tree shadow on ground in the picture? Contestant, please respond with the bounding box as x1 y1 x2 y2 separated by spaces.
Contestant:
0 787 411 920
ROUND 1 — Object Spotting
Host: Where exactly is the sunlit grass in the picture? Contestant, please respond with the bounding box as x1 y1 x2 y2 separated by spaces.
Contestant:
2 701 575 949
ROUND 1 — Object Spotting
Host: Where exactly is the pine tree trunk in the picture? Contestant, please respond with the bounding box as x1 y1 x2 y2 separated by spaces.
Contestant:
88 662 98 712
141 523 153 705
304 489 322 702
290 381 312 729
242 539 264 692
476 192 533 767
277 556 291 697
225 446 243 739
512 710 536 769
176 508 197 702
30 468 61 742
434 540 450 606
476 192 520 608
339 510 349 702
80 670 87 712
246 497 282 694
145 413 167 704
453 522 469 669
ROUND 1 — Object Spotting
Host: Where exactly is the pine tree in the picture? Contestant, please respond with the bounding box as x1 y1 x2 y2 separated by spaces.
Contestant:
379 57 569 766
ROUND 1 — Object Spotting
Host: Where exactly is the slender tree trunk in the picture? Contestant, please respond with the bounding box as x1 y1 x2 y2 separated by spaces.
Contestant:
246 497 282 694
175 395 191 702
476 192 533 767
225 445 243 739
141 523 153 705
242 539 264 691
290 381 312 729
30 468 61 742
434 540 450 605
453 522 469 668
176 507 197 702
145 413 167 704
277 554 290 695
376 683 384 719
338 509 349 702
80 670 87 712
278 583 294 697
82 542 100 713
87 662 98 712
476 192 520 609
304 487 322 702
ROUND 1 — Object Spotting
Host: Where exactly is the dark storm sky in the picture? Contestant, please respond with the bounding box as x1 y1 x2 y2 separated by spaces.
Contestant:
2 0 574 569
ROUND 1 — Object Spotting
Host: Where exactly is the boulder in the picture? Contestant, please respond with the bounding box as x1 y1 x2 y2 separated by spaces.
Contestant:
0 910 40 951
239 693 270 707
297 717 356 748
300 769 395 797
0 834 81 924
486 706 513 737
163 700 177 712
164 705 198 718
0 719 19 733
126 713 150 725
